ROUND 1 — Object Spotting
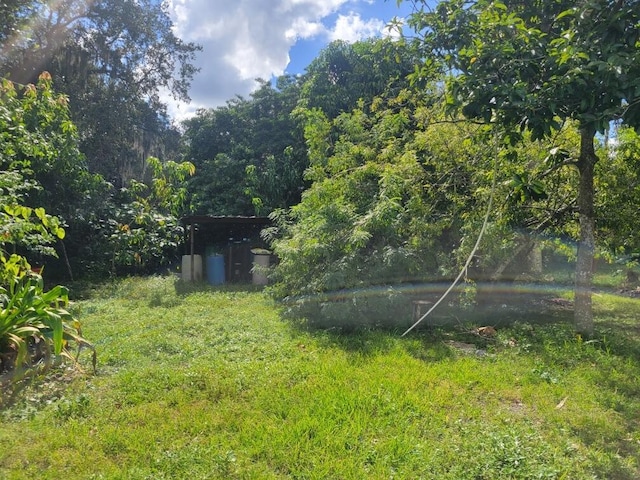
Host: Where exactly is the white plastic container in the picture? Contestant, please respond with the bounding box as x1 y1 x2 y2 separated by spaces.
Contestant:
181 254 203 282
251 250 271 285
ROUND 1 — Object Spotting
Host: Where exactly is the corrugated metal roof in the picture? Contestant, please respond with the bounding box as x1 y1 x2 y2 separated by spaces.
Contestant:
181 215 271 225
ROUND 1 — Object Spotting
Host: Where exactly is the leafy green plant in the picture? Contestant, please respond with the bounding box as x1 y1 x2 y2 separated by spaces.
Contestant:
0 169 90 377
184 76 307 217
0 165 90 377
404 0 640 336
0 271 95 376
0 171 66 264
106 156 194 275
267 89 520 327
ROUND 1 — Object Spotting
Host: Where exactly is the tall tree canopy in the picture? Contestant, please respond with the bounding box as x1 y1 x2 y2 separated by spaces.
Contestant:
1 0 198 103
268 76 584 328
182 38 422 218
0 0 33 45
0 0 200 186
405 0 640 335
182 76 307 216
300 38 418 119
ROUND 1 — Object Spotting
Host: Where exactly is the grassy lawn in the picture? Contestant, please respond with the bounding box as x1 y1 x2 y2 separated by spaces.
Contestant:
1 276 639 479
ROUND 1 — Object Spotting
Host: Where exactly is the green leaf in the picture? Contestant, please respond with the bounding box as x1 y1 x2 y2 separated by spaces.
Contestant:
555 8 576 21
35 207 46 221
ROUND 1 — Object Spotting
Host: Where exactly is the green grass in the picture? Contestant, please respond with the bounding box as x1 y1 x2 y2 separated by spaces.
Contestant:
1 276 639 479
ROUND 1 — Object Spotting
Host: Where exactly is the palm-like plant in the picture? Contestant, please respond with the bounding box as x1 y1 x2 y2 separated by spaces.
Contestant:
0 270 95 376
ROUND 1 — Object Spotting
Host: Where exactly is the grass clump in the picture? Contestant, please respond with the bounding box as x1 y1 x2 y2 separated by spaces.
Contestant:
0 276 639 479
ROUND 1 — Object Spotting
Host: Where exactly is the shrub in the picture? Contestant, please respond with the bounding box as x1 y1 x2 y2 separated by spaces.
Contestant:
0 268 95 380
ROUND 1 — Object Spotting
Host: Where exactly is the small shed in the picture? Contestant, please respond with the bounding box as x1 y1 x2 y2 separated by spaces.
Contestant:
180 215 272 283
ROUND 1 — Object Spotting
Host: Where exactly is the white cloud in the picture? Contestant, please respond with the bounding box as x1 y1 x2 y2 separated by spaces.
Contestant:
329 12 385 43
285 19 325 42
162 0 399 122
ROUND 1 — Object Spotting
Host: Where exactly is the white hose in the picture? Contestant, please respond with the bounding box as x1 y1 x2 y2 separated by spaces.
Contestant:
401 131 499 336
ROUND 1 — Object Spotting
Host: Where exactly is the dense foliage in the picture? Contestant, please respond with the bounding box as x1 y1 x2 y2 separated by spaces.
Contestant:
267 80 586 328
105 157 194 275
183 76 307 216
182 38 420 218
403 0 640 335
0 73 96 216
0 2 639 336
299 38 417 119
0 75 94 382
0 0 200 187
0 73 83 260
597 126 640 258
0 73 194 280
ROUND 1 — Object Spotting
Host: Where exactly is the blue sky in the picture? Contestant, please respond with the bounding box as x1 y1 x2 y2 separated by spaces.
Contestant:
164 0 418 121
285 1 416 73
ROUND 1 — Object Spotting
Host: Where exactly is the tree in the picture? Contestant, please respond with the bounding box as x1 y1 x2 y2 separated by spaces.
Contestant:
183 76 307 216
0 72 95 378
0 72 114 278
0 0 33 45
244 76 308 214
268 85 519 327
0 72 93 248
405 0 640 336
106 156 194 275
2 0 198 103
596 126 640 258
0 0 200 186
299 38 417 119
0 71 191 280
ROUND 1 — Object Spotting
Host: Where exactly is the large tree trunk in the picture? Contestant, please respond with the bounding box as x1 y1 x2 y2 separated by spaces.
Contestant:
575 128 597 337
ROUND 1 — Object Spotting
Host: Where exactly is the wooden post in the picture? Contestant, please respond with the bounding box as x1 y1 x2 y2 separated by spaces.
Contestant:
190 222 195 282
412 300 434 325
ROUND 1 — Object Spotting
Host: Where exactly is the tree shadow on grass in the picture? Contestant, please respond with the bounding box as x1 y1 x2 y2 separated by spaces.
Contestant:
280 285 640 477
303 325 457 365
283 282 578 364
307 300 638 477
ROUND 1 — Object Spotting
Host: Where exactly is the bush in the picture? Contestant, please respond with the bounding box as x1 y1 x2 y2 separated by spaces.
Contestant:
0 269 95 382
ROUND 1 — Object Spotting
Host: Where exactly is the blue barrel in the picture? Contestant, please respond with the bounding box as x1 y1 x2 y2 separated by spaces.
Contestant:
206 255 225 285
